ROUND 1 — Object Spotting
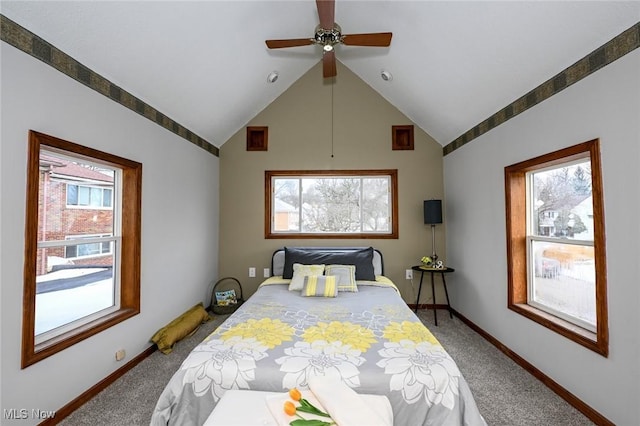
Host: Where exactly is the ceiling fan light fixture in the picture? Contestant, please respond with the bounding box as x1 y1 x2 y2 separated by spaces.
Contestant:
264 0 392 80
381 70 393 81
267 71 279 83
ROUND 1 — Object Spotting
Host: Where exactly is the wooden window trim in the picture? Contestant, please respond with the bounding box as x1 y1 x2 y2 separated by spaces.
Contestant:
22 131 142 368
505 139 608 356
265 169 399 239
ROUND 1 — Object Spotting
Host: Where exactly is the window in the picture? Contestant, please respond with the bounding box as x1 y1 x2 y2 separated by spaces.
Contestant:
265 170 398 239
67 184 113 208
505 139 608 356
64 234 113 259
22 131 142 368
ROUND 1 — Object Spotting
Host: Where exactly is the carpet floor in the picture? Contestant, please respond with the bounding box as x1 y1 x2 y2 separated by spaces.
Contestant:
60 310 593 426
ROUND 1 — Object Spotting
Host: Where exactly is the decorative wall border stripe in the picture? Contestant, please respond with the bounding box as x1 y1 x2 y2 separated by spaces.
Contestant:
1 14 219 157
443 22 640 156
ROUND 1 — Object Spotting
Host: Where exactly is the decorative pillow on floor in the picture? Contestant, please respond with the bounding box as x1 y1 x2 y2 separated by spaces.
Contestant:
289 263 325 291
325 264 358 292
301 275 338 297
151 303 211 354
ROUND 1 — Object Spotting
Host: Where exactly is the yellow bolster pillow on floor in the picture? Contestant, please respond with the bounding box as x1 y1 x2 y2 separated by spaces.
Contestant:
151 303 211 354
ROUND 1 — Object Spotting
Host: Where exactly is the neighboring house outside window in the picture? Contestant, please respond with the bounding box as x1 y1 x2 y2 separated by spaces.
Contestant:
64 234 113 260
505 139 607 356
37 154 115 274
66 184 112 208
22 131 142 368
273 199 298 232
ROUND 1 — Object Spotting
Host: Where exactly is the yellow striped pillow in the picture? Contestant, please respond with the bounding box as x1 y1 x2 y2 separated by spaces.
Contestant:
301 275 338 297
289 263 325 291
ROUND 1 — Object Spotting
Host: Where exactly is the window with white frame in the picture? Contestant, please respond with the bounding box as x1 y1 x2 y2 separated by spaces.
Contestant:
64 234 113 259
265 170 398 239
505 139 608 356
527 159 595 331
67 184 113 208
23 131 141 368
35 151 121 344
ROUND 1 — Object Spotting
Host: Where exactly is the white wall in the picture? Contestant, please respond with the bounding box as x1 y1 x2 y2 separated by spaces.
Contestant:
0 43 220 424
444 49 640 425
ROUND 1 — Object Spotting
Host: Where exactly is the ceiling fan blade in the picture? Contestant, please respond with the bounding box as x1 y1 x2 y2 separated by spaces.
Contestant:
265 38 314 49
341 32 393 47
323 50 337 78
316 0 335 30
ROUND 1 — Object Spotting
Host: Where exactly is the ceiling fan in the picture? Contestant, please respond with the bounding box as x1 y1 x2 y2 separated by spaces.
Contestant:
265 0 392 78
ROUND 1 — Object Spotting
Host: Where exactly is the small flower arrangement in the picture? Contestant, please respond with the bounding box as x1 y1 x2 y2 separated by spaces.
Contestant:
283 388 335 426
421 256 444 269
420 256 433 266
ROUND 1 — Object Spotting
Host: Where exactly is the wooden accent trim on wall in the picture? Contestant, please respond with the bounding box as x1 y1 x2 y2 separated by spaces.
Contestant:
451 309 614 426
392 125 414 150
246 126 268 151
39 345 157 425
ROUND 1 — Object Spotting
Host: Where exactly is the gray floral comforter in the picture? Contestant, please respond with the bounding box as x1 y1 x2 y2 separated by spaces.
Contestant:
150 277 486 426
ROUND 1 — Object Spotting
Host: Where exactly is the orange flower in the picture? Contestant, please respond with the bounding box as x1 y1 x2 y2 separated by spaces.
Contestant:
283 400 296 416
289 388 302 401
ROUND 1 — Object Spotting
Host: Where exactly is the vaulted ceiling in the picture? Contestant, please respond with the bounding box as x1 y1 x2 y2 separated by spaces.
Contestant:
2 1 639 148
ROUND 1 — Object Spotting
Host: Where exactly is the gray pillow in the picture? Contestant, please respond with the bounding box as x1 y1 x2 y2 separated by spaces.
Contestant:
283 247 375 280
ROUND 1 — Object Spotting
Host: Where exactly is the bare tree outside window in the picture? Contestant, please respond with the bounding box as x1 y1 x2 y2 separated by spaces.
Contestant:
533 162 591 238
302 178 362 232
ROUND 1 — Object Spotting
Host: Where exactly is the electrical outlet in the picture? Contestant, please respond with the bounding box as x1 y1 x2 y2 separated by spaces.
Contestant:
249 267 256 277
263 268 270 277
405 269 413 280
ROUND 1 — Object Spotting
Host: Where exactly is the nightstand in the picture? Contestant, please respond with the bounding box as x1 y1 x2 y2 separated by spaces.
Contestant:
411 266 455 326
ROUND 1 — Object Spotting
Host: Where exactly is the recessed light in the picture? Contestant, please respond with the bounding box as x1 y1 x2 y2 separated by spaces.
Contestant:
267 71 279 83
381 70 393 81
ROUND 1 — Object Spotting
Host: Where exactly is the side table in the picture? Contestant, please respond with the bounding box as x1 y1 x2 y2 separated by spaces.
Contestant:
411 266 455 326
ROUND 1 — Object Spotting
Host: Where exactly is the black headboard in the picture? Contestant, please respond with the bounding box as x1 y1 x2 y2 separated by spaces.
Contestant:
270 247 384 277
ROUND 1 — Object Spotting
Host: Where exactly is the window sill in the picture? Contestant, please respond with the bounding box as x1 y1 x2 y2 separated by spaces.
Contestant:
23 308 139 368
509 303 607 357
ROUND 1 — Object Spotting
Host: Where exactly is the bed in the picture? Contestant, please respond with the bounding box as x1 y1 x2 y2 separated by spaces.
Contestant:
151 247 486 426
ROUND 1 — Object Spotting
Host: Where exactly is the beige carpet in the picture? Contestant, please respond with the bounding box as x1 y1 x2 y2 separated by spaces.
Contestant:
60 310 593 425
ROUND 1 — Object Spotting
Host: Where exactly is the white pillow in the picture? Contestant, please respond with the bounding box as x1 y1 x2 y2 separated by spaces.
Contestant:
325 264 358 292
289 263 325 291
